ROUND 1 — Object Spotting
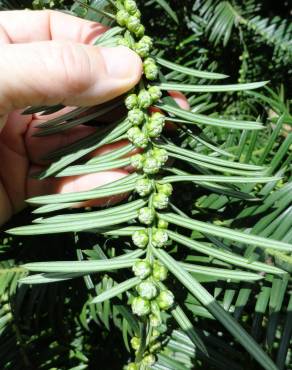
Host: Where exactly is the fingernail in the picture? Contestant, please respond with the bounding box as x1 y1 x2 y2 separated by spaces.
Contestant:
100 46 142 80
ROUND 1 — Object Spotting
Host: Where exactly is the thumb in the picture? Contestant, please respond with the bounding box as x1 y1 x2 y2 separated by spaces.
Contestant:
0 42 142 116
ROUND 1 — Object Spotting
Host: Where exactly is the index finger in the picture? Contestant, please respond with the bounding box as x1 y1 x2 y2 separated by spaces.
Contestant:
0 10 106 44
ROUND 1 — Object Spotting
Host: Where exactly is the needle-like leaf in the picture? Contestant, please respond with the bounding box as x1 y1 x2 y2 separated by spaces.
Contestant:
22 258 138 273
157 103 264 130
156 57 228 79
154 249 278 370
167 230 285 275
157 81 268 93
91 277 140 304
7 211 138 235
161 213 292 251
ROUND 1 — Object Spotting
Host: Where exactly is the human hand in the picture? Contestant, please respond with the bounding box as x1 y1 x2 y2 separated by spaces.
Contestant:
0 10 142 225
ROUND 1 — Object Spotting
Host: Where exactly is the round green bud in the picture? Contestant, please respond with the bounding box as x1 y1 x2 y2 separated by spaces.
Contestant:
157 219 169 229
152 228 168 247
150 300 161 316
143 157 161 175
124 0 138 15
136 280 158 300
127 126 141 141
135 178 153 197
132 229 149 248
153 193 169 209
138 207 155 225
156 183 173 196
157 290 174 310
116 9 129 27
134 37 153 58
131 296 150 316
152 148 168 165
144 57 156 67
153 261 168 281
141 36 153 47
124 363 137 370
128 108 144 125
135 44 150 58
146 113 165 137
133 132 148 148
149 314 162 328
135 24 145 38
145 121 163 138
152 329 161 339
137 89 152 109
130 336 140 351
127 127 148 148
133 9 141 18
133 260 151 279
151 112 165 125
142 354 156 366
149 341 162 353
130 154 144 170
116 36 130 47
148 86 162 102
144 63 159 81
126 16 141 34
125 94 138 110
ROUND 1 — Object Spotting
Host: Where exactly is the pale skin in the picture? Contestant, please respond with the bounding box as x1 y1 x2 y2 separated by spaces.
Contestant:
0 10 189 226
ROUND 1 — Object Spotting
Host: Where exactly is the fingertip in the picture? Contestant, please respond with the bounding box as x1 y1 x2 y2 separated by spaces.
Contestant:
75 45 142 106
100 46 143 85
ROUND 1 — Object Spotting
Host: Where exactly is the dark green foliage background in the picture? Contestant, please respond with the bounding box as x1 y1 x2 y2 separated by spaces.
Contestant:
0 1 291 369
143 0 291 86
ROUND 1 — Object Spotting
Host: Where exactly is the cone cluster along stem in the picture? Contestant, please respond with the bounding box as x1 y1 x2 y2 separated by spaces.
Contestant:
114 1 174 368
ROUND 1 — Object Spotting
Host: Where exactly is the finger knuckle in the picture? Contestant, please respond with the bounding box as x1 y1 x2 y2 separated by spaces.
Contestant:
53 41 92 95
